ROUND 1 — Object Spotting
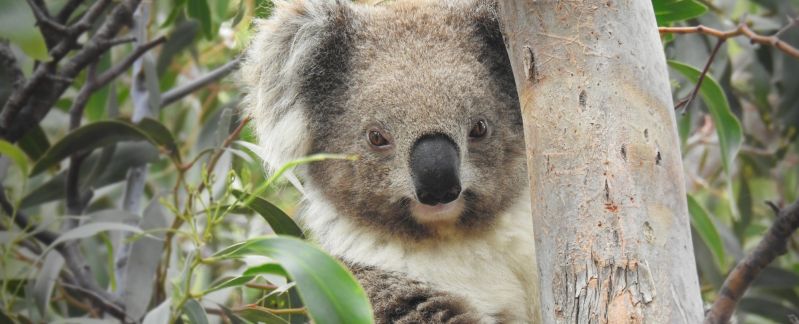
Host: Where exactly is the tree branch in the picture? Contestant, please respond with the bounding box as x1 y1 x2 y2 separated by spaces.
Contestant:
705 198 799 324
57 0 85 24
0 0 142 143
160 56 242 108
660 19 799 59
95 36 167 86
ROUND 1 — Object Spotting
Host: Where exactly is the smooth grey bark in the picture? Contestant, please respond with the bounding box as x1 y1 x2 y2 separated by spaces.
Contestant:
497 0 704 322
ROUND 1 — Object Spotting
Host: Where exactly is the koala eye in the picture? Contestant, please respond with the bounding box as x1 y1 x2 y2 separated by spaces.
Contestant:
367 130 390 147
469 120 488 139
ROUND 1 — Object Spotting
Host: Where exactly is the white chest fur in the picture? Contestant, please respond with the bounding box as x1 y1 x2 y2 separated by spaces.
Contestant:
300 190 538 323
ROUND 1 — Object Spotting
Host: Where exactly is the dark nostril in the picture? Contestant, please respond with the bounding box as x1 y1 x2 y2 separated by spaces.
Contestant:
416 184 461 206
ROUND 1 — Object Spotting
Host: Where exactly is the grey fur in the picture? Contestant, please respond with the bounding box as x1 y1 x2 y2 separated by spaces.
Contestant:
241 0 533 322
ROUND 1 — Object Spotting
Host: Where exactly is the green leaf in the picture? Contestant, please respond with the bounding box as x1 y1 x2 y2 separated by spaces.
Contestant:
48 222 145 250
669 61 743 178
17 125 50 161
211 237 373 324
738 297 799 323
205 276 255 294
137 118 181 161
21 142 158 208
232 190 304 238
143 298 172 324
157 20 199 76
687 195 726 269
183 299 209 324
0 140 29 175
187 0 214 39
652 0 708 25
243 263 289 278
33 253 64 316
123 198 168 320
30 120 161 176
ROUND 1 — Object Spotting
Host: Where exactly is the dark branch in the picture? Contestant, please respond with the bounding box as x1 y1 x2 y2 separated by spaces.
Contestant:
0 0 142 143
705 198 799 324
57 0 85 24
160 56 242 108
95 36 167 86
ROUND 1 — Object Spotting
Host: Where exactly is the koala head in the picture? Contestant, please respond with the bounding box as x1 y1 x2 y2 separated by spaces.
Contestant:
242 0 526 240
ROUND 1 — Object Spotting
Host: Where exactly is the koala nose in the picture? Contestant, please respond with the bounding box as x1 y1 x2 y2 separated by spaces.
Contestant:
410 134 461 206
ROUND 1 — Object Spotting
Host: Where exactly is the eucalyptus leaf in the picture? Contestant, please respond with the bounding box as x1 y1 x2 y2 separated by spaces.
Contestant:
211 237 373 324
652 0 708 25
47 222 146 250
233 190 304 238
183 299 209 324
30 121 161 176
21 142 159 208
687 195 726 269
205 275 255 294
143 298 172 324
0 140 29 175
123 197 168 320
32 252 64 316
669 61 742 179
187 0 213 39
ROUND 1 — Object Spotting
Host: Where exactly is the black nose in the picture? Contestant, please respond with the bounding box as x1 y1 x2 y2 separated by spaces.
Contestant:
410 134 461 205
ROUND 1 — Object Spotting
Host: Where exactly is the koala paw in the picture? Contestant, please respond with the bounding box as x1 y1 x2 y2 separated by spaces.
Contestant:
349 264 490 324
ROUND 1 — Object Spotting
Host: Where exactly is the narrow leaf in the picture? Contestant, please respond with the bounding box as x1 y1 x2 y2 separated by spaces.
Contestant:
243 263 289 278
33 252 64 316
137 118 181 161
187 0 213 39
48 222 145 250
0 140 29 175
652 0 708 25
669 61 742 178
123 197 169 320
212 237 373 324
687 195 726 268
205 276 255 294
233 190 304 238
30 121 159 176
143 298 172 324
183 299 209 324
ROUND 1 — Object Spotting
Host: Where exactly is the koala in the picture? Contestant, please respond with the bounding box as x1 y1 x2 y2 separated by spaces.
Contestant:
241 0 537 322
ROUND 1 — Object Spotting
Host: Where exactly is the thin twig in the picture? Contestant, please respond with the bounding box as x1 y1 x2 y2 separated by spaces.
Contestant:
705 198 799 324
660 19 799 59
196 116 252 194
95 36 167 86
160 56 242 108
26 0 68 33
674 39 725 112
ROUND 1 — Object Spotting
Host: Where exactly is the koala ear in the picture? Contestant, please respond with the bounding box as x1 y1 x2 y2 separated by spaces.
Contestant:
241 0 353 172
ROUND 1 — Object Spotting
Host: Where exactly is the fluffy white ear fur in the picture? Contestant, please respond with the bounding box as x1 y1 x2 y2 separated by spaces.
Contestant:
240 0 349 172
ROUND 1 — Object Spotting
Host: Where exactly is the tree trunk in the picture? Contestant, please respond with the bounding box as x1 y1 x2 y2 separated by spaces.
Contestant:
497 1 704 322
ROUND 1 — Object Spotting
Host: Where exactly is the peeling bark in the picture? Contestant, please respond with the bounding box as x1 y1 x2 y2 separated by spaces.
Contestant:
497 0 704 322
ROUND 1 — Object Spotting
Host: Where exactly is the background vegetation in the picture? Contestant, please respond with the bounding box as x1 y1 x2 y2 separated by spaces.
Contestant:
0 0 796 323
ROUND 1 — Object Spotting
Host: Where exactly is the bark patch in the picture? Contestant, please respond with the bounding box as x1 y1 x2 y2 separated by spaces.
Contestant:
552 258 655 323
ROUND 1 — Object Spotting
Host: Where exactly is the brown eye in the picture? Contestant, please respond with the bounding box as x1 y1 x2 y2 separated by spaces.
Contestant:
368 130 390 147
469 120 488 139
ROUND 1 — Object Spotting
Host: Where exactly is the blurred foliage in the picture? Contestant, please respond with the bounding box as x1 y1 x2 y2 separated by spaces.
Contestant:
0 0 796 323
0 0 370 323
662 0 799 322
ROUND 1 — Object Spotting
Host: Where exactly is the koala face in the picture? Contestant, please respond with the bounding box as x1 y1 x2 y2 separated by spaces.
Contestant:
243 0 526 240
